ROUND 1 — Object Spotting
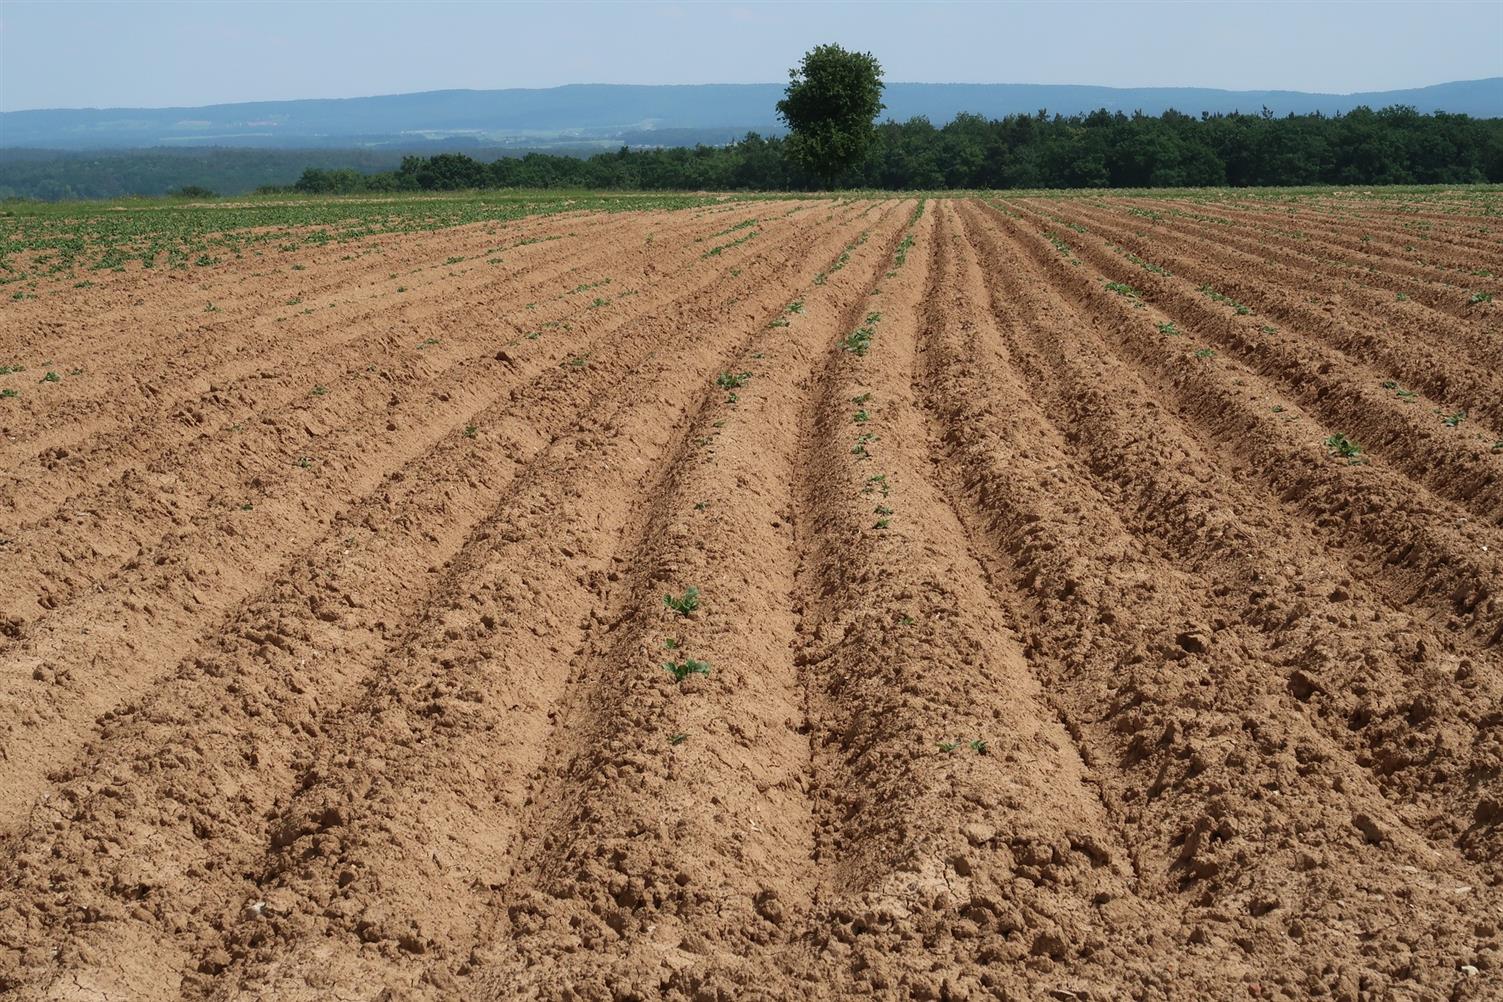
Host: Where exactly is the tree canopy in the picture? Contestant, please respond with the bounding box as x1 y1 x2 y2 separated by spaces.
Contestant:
274 105 1503 198
775 44 886 186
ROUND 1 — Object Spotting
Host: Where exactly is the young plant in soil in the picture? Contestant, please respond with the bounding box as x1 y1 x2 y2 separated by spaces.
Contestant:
664 586 701 616
663 658 710 683
1325 433 1365 463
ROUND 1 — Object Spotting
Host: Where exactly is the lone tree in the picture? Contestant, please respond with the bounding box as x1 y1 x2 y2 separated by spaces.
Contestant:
776 44 885 188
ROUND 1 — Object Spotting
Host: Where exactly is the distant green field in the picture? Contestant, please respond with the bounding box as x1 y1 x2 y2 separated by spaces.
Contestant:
0 190 748 286
4 185 1499 293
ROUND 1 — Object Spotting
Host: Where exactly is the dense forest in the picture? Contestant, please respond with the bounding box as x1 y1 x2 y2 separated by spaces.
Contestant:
286 106 1503 193
0 147 412 201
3 105 1499 200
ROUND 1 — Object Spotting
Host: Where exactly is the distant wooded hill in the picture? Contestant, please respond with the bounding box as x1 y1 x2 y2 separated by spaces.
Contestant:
4 79 1500 149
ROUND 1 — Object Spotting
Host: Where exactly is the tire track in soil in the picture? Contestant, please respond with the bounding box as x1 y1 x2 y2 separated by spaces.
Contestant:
478 201 916 1002
183 202 896 1002
930 199 1500 1000
0 201 830 833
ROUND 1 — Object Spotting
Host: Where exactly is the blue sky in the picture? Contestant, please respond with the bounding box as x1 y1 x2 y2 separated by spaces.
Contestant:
2 0 1499 112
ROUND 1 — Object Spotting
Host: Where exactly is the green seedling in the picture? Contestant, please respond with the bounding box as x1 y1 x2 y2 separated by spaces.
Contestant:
664 637 681 650
863 473 890 496
853 409 871 424
663 658 710 683
1271 405 1284 413
311 385 328 396
1441 410 1466 428
1468 291 1492 304
873 517 891 529
1156 321 1179 336
296 456 312 469
874 505 894 516
851 392 872 404
1259 325 1278 335
937 740 961 753
0 388 18 399
1395 292 1409 302
205 302 219 312
716 371 751 389
1193 348 1216 360
851 433 878 458
463 423 478 438
39 371 60 383
419 337 440 348
664 586 701 616
668 733 688 746
1325 433 1364 462
969 739 989 754
1198 284 1252 314
239 502 254 511
841 323 875 355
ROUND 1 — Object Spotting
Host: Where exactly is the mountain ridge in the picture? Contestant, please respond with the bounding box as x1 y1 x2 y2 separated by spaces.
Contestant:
5 78 1500 149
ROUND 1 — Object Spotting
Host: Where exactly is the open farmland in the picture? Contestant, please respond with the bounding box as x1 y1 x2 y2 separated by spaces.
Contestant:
1 188 1501 1000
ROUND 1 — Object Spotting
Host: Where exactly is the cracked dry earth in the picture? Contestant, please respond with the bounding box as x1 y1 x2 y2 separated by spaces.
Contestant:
1 193 1501 1001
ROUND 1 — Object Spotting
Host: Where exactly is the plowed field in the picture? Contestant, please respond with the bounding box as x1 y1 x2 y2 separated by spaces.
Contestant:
2 191 1501 1001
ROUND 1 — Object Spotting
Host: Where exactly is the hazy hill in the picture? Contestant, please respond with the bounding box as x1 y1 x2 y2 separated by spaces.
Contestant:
4 79 1500 149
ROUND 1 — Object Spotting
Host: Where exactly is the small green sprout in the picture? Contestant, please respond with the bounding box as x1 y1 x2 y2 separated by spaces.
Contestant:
1325 433 1364 462
663 658 710 683
664 586 701 616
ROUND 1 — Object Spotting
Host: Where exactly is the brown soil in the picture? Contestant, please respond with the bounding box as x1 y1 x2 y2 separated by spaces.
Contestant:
1 196 1500 1002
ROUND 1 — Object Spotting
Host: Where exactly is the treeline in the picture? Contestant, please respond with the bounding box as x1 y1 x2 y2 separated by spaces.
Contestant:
287 105 1503 193
0 147 418 201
